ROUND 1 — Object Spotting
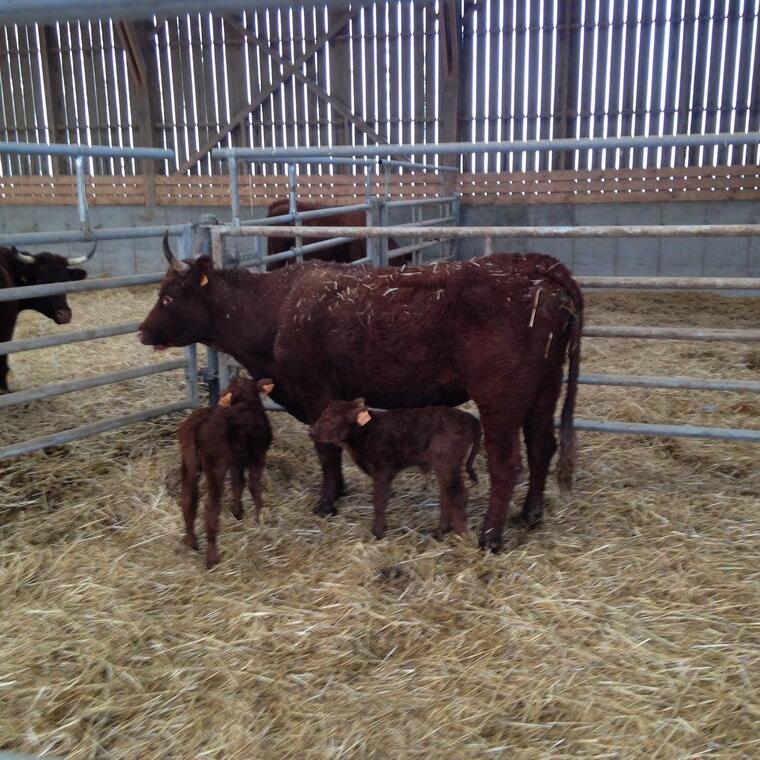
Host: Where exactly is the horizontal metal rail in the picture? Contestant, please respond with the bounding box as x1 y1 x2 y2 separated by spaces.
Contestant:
0 271 164 303
0 140 173 160
261 236 355 264
0 321 140 355
572 418 760 443
0 400 193 460
218 223 760 240
241 211 295 226
578 373 760 393
0 224 187 249
212 131 760 161
379 158 460 173
388 238 452 260
0 359 187 409
351 256 372 265
392 215 456 228
584 325 760 341
578 276 760 290
384 196 459 209
240 203 371 228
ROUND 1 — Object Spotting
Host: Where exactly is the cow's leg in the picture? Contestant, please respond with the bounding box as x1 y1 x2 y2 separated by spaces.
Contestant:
0 312 16 392
521 367 564 526
247 453 266 520
203 461 227 569
479 424 522 553
371 474 393 540
229 465 245 520
436 470 468 538
313 441 345 516
180 460 200 551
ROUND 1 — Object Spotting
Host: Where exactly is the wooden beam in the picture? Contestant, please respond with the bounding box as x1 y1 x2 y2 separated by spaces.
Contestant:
38 25 67 174
554 0 576 169
117 20 161 204
178 8 358 174
328 8 352 171
222 14 248 149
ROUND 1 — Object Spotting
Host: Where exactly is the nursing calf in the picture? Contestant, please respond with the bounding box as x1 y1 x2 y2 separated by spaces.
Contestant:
178 376 273 568
310 399 481 539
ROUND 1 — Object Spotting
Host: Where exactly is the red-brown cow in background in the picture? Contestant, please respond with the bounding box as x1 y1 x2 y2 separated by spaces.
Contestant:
140 239 582 552
265 199 405 267
178 376 274 568
310 399 482 540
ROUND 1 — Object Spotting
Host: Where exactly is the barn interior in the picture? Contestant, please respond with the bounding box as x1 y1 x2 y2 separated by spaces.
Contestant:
1 1 759 758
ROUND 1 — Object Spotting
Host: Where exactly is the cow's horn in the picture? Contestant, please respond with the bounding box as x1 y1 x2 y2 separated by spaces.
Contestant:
66 240 98 266
12 247 36 265
163 232 189 272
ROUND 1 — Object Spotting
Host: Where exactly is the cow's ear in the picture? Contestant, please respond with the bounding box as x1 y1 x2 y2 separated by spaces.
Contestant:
69 268 87 281
195 255 214 275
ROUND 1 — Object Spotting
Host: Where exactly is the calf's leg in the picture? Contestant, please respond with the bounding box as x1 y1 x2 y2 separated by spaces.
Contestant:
436 469 468 538
313 441 345 516
247 453 266 520
229 465 245 520
180 457 200 551
371 475 393 540
203 460 227 569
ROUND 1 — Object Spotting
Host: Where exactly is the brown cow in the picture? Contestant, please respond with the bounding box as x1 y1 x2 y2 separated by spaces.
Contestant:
139 238 582 552
265 198 405 267
309 399 482 540
178 376 274 568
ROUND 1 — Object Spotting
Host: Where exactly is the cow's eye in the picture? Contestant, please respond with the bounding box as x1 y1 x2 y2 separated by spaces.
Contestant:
162 295 173 306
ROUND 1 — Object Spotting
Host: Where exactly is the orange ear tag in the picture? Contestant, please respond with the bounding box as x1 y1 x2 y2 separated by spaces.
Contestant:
357 410 372 426
200 273 209 287
261 382 274 395
218 392 232 407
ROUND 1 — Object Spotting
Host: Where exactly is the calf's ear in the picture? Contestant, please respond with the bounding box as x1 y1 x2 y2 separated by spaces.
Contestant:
257 378 275 395
219 391 232 407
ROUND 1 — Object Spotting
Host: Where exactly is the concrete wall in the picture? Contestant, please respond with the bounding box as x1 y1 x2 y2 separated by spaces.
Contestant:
1 199 758 277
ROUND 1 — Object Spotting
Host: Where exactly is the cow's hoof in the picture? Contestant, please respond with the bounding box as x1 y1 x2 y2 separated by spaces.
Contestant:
231 505 244 521
518 507 543 528
181 534 199 551
205 551 220 569
313 500 338 518
478 533 504 553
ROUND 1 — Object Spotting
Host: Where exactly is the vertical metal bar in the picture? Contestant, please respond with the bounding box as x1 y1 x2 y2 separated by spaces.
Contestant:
412 204 422 265
229 155 240 225
383 161 390 198
450 192 461 260
288 161 303 262
379 196 389 267
75 155 90 230
365 164 372 203
484 235 493 256
184 343 199 406
367 196 382 267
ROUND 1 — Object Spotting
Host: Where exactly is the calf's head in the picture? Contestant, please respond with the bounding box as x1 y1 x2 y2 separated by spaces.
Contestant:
218 377 274 407
138 234 216 350
10 244 94 324
309 398 371 446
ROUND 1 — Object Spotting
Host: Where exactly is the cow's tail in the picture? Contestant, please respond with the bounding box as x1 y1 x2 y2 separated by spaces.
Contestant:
541 260 584 492
465 418 482 483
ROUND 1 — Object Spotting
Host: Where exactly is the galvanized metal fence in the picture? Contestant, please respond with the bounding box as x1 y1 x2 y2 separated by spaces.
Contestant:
0 141 199 460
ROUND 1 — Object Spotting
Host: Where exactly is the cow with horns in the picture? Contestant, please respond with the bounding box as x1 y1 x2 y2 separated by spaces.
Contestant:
0 243 96 392
139 235 583 552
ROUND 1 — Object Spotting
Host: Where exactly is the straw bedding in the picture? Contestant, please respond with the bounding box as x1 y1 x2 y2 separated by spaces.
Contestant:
1 284 759 759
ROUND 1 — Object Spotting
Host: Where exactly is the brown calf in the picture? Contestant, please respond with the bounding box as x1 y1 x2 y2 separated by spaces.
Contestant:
178 376 274 568
309 399 481 540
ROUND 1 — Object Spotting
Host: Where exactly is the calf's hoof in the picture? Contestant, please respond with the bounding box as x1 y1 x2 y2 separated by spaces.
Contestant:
205 549 220 569
181 534 199 551
230 504 244 521
517 505 543 528
313 500 338 518
372 526 386 540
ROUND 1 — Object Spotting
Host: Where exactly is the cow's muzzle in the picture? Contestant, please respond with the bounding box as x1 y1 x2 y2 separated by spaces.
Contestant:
137 329 169 351
54 309 72 325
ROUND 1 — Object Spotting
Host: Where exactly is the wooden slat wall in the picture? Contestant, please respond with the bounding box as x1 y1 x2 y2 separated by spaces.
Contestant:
2 164 758 207
0 1 758 185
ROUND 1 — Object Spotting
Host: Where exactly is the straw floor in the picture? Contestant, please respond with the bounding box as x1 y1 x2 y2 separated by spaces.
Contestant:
1 284 759 759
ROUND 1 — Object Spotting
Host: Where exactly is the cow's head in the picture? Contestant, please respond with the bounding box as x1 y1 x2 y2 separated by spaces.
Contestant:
309 398 371 445
138 234 216 350
11 244 94 324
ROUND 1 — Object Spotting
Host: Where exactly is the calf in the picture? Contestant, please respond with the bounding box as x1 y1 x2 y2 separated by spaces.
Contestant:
178 376 274 568
309 399 481 540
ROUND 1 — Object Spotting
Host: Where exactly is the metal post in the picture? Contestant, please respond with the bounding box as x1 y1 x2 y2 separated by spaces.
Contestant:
75 155 90 230
484 235 493 256
365 165 372 203
367 197 383 267
184 343 199 406
287 162 303 262
450 193 461 260
229 156 240 226
412 204 423 266
384 162 390 199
